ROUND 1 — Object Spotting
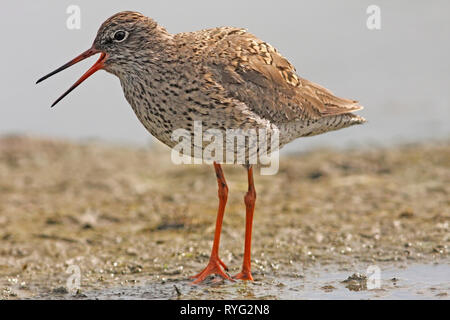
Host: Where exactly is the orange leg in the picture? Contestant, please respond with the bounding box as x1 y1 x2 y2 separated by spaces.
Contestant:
234 166 256 281
190 162 233 284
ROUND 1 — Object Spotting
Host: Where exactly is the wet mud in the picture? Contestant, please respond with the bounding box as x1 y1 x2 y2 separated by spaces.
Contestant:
0 136 448 299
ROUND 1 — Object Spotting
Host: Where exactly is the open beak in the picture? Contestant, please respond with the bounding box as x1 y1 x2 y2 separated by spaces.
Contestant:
36 47 107 107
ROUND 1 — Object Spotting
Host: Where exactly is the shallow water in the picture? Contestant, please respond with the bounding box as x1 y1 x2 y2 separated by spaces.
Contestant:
40 263 449 300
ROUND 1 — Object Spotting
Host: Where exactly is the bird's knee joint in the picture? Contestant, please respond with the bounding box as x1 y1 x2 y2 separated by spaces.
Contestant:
218 183 228 200
244 190 256 206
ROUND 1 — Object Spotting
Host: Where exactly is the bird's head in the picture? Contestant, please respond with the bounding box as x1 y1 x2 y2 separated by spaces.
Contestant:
36 11 171 107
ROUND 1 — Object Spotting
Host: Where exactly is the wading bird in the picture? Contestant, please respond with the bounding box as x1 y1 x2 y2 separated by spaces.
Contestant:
37 11 365 284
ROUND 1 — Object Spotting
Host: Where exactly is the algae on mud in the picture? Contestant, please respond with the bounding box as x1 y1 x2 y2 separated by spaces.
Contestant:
0 136 448 299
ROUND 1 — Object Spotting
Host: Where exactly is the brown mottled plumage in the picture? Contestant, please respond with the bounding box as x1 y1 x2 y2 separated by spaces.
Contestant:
37 11 366 284
96 13 365 149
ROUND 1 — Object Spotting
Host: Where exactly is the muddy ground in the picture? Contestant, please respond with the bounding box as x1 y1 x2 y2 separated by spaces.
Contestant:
0 136 448 299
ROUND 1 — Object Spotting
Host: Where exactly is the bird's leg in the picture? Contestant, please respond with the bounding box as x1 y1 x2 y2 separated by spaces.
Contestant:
190 162 233 284
234 166 256 281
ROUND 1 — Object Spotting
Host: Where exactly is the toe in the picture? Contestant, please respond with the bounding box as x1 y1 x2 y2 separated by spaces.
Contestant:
190 258 233 284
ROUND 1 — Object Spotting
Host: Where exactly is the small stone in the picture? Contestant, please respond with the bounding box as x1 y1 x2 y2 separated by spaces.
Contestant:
52 286 68 294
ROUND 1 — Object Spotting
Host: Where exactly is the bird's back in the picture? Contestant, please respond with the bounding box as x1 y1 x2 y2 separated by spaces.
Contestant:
174 27 365 143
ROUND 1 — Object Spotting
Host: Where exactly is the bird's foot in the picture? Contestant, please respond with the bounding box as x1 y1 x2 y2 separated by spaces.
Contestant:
233 269 254 281
190 256 232 284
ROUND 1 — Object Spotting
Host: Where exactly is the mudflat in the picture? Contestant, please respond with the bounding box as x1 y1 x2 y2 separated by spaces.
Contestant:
0 136 448 299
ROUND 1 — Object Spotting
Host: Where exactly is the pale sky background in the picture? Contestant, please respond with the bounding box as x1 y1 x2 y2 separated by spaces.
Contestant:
1 1 449 152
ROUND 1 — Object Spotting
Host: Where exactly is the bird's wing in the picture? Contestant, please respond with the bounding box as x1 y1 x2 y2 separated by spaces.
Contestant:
203 28 363 123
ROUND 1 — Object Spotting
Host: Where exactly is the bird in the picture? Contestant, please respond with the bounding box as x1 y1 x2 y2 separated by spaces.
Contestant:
36 11 365 284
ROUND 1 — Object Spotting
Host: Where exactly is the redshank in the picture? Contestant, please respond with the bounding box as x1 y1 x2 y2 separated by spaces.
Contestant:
36 11 365 284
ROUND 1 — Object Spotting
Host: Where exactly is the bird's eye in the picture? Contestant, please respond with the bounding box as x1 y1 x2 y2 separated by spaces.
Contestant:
113 30 128 42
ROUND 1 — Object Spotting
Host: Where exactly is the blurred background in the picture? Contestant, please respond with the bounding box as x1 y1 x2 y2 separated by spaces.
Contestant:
0 1 449 300
1 0 449 152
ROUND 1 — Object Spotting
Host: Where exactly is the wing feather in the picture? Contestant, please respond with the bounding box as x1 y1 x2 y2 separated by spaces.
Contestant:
203 28 363 123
